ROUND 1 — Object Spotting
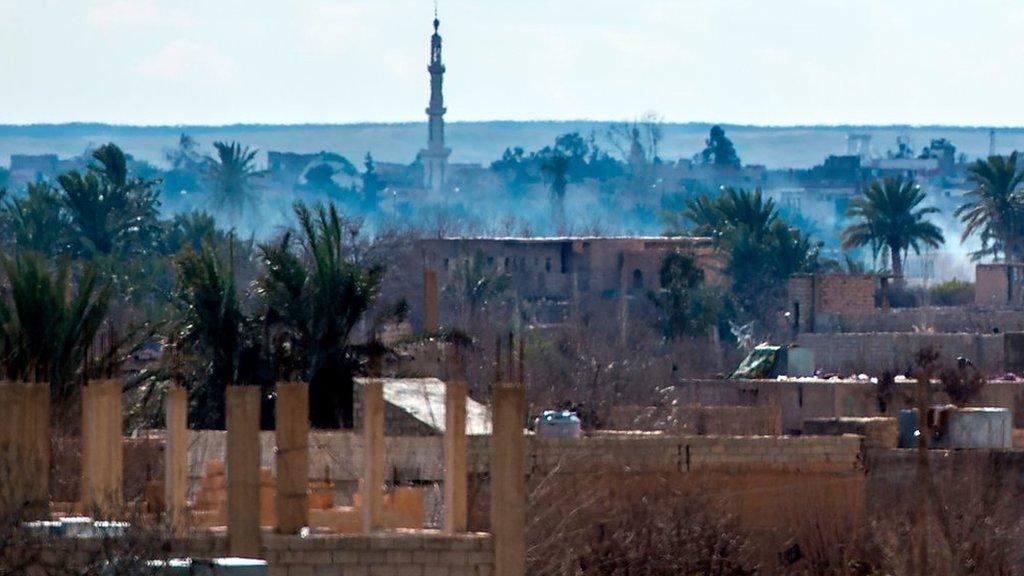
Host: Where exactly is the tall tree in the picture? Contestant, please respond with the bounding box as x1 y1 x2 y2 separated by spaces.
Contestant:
0 252 111 404
58 143 161 257
677 187 823 316
955 152 1024 262
257 201 384 428
842 177 945 278
541 150 570 232
698 125 741 168
0 182 68 257
649 252 730 340
206 141 262 220
174 236 244 428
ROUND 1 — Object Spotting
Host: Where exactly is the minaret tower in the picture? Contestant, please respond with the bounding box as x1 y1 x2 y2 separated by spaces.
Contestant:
421 11 451 199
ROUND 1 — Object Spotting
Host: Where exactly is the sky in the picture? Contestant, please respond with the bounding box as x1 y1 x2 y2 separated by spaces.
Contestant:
1 0 1023 126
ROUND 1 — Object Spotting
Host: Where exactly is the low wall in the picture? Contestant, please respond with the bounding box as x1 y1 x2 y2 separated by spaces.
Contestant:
263 532 494 576
795 332 1004 375
606 405 783 435
19 531 494 575
669 378 1024 432
813 307 1024 334
525 434 863 475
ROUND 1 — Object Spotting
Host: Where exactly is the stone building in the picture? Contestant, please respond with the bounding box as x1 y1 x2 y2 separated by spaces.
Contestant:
418 236 717 326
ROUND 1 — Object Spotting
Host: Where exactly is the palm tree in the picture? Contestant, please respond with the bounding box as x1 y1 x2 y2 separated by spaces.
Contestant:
955 152 1024 262
541 150 570 233
58 143 161 257
676 187 823 316
0 252 111 404
174 236 244 428
206 141 262 221
842 177 945 278
0 182 68 257
257 201 384 428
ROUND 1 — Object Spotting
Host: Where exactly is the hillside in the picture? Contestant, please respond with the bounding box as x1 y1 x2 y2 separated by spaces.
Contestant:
1 122 1022 170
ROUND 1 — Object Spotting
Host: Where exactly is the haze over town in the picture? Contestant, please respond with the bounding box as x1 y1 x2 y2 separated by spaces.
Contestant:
5 2 1024 575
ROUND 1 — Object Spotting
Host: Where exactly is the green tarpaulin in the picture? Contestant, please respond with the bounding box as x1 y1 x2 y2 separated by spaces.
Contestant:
730 344 782 379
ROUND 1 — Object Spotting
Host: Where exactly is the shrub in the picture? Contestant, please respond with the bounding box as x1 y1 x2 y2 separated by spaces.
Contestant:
929 279 974 307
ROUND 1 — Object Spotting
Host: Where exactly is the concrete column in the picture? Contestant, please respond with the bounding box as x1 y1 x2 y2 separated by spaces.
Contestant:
444 379 468 533
424 269 439 332
491 383 525 576
82 380 123 518
227 385 261 558
275 382 309 535
0 382 50 519
361 379 385 532
164 385 188 532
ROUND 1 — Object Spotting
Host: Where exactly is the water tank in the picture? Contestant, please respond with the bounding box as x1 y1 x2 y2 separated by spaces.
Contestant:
946 408 1012 449
897 407 1011 449
534 410 582 438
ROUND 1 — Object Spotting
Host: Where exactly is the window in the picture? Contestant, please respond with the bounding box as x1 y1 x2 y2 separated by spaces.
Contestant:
545 258 552 273
487 256 494 267
632 269 643 290
504 257 510 269
443 258 449 271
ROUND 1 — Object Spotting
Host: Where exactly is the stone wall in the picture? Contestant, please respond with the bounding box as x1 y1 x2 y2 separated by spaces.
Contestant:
795 332 1004 375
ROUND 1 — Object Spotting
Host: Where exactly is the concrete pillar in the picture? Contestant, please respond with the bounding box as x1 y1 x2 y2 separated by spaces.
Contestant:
275 382 309 535
227 385 261 558
444 379 468 533
82 380 123 518
361 379 385 532
164 385 188 532
0 382 50 519
491 383 525 576
424 269 439 332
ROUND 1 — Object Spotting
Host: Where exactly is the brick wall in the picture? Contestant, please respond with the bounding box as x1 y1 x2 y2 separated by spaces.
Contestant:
788 274 877 333
815 275 876 315
795 332 1005 375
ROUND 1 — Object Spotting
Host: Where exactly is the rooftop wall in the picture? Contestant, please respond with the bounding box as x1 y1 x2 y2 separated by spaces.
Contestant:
669 378 1024 432
795 332 1004 375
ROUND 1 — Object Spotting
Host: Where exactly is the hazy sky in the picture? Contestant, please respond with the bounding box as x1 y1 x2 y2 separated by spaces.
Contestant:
2 0 1023 126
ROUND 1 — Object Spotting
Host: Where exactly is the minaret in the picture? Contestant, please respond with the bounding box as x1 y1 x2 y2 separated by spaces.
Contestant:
421 14 451 199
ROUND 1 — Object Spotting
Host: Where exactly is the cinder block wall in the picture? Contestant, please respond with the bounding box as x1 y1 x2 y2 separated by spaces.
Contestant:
795 332 1004 375
606 405 783 436
670 378 1024 431
263 532 494 576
